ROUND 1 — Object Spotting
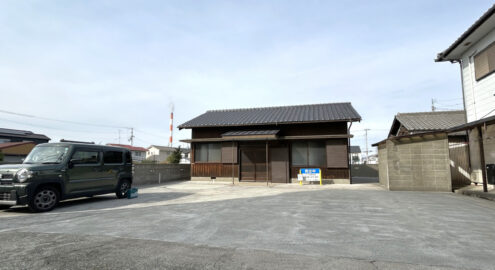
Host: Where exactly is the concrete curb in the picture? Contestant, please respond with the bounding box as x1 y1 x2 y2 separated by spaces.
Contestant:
455 186 495 201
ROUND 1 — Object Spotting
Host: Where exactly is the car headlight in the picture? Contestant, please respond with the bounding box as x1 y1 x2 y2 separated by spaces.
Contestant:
16 168 33 182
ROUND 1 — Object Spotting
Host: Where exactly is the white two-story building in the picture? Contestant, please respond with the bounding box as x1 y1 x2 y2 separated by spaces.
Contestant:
436 4 495 190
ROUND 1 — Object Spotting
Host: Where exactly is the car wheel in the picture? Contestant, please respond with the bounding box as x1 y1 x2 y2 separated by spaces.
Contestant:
28 186 59 212
116 179 131 199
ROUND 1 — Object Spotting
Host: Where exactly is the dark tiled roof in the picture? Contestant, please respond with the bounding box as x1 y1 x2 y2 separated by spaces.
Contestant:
396 111 466 131
350 146 361 153
222 130 280 137
0 128 50 140
178 103 361 129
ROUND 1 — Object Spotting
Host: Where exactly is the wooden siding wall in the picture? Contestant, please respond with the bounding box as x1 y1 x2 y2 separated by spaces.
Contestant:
192 163 239 178
192 122 348 139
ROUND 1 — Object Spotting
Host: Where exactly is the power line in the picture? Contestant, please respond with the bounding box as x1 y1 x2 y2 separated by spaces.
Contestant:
0 109 130 129
0 117 116 134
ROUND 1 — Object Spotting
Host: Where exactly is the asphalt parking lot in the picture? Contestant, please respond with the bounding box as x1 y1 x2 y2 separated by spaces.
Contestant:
1 181 495 270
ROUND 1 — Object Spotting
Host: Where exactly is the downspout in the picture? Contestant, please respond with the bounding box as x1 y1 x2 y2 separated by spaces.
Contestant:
266 140 269 187
232 141 235 185
457 59 473 177
348 121 353 185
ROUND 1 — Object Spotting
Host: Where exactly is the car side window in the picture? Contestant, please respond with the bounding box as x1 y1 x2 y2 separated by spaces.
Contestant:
125 151 132 164
71 150 100 165
104 151 123 164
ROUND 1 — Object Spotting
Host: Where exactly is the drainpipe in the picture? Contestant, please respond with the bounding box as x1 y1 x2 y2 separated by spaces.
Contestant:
457 60 473 176
266 141 269 186
232 141 235 185
348 122 353 185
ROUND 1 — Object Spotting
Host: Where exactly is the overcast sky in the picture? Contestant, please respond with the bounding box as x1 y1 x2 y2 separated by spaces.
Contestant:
0 0 493 152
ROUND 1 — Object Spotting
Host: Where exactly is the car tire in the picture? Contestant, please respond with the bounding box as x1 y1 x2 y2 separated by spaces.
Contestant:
28 186 59 212
116 179 131 199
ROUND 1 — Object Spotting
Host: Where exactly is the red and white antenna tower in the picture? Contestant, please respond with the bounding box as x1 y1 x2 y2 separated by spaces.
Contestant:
169 103 174 147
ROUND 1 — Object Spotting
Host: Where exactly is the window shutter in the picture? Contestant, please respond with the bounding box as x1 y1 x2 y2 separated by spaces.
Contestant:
221 142 238 163
326 139 348 168
475 51 489 80
474 42 495 81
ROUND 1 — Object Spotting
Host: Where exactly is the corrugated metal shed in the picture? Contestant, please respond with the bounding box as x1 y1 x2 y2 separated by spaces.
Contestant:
178 102 361 129
395 111 466 131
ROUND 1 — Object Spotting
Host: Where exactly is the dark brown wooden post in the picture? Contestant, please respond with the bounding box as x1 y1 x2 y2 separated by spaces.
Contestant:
477 126 488 192
266 141 269 186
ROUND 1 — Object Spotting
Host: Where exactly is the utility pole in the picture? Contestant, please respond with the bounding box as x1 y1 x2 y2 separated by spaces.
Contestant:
364 128 370 164
118 129 121 144
129 128 134 146
431 98 436 112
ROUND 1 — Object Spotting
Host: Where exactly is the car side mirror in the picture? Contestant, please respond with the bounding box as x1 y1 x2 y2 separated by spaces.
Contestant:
68 159 76 169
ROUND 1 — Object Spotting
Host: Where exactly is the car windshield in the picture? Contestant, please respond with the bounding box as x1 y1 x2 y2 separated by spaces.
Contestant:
23 146 70 164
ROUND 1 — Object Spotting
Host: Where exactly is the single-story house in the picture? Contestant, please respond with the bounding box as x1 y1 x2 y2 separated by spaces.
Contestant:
373 111 469 191
178 102 361 184
349 146 362 164
0 128 50 144
107 144 147 162
146 145 177 163
0 141 36 164
180 148 191 164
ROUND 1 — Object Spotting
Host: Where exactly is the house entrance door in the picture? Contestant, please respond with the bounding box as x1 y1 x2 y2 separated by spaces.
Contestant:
240 145 267 181
270 145 289 183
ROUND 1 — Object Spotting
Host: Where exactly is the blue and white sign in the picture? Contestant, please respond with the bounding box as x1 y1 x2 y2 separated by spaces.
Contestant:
300 168 320 174
298 168 322 183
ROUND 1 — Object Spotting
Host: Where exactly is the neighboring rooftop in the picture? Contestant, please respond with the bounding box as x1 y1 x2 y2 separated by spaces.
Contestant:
389 110 466 136
178 102 361 129
0 141 35 150
107 144 147 152
148 145 177 151
350 146 361 153
436 4 495 61
0 128 50 141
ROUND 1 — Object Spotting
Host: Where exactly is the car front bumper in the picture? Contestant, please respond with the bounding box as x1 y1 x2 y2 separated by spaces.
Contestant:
0 184 29 206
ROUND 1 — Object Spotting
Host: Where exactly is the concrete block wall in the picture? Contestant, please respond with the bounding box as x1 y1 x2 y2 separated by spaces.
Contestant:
133 164 190 185
382 136 452 192
378 144 389 188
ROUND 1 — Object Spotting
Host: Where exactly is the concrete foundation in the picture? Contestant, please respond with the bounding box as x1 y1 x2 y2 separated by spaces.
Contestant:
192 177 239 183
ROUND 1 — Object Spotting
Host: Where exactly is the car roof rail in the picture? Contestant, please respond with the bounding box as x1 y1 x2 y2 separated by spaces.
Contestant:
59 139 95 144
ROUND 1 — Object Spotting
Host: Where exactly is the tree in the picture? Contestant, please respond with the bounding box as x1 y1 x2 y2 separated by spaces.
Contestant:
166 147 182 164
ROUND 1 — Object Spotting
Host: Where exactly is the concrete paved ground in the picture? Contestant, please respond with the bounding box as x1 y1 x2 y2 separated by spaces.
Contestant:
1 181 495 270
352 176 379 184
